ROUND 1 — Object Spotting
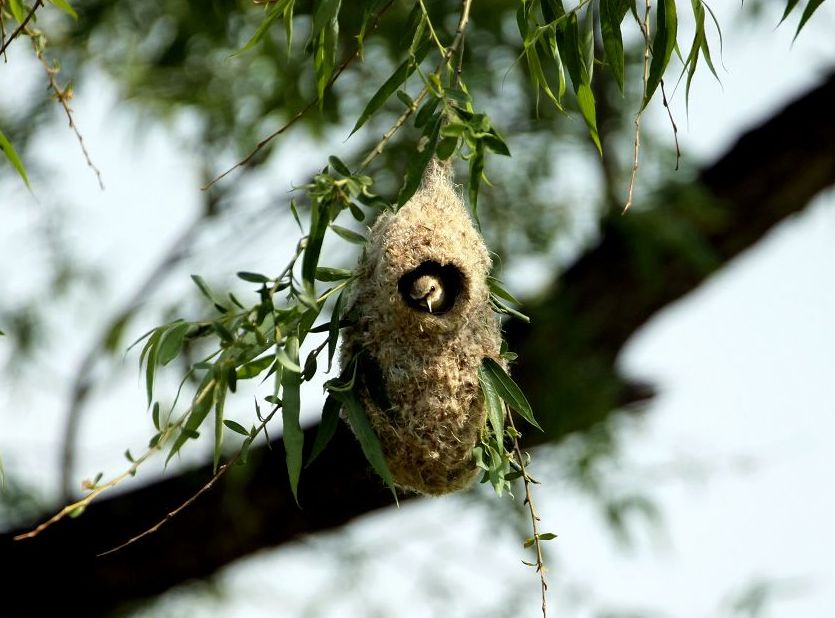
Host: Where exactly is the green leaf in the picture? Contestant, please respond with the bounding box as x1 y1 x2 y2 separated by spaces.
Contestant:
397 111 443 207
166 376 216 464
795 0 825 38
302 200 330 290
487 276 521 305
600 0 629 92
538 532 558 541
478 365 506 439
281 334 304 503
236 355 274 379
480 357 542 431
0 126 30 189
213 378 227 472
644 0 677 109
576 83 601 154
328 155 351 176
468 140 485 223
237 271 270 283
306 394 341 466
330 224 366 244
8 0 25 23
315 267 353 282
158 321 189 366
48 0 77 19
275 345 302 373
143 328 164 407
338 389 396 496
236 0 293 55
312 0 341 37
327 291 344 372
414 96 440 129
779 0 802 24
224 419 249 436
190 274 216 304
351 59 414 136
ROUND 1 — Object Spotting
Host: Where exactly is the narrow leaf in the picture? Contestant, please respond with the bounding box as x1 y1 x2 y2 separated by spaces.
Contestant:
213 378 227 472
600 0 629 92
795 0 825 38
306 395 341 466
330 224 366 244
315 267 354 282
158 321 189 366
281 335 304 503
481 357 542 430
48 0 77 19
275 345 302 373
338 390 396 495
223 420 248 436
351 59 414 135
397 112 443 207
0 126 30 189
237 271 270 283
478 365 506 439
644 0 677 108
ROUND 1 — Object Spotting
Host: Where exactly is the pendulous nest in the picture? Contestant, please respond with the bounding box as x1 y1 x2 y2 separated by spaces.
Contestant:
341 160 502 495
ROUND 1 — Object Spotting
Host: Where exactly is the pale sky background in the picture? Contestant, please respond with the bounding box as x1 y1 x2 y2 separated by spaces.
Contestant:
1 1 835 617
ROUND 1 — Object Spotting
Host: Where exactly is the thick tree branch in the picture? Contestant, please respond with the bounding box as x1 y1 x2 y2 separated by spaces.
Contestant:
3 72 835 617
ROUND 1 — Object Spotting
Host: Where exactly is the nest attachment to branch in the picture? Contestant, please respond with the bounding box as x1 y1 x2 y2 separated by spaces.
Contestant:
341 160 502 495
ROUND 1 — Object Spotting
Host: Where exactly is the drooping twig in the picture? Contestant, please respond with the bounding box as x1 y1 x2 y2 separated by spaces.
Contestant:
17 380 217 541
97 403 281 556
624 0 652 214
660 78 681 170
202 0 396 190
507 412 548 618
0 0 42 57
36 52 105 190
58 205 218 499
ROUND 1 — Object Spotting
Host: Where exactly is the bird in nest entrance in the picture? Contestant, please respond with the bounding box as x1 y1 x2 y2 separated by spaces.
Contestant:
398 261 463 315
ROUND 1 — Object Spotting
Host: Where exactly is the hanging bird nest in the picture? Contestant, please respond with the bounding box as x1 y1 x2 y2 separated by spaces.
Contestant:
341 160 502 495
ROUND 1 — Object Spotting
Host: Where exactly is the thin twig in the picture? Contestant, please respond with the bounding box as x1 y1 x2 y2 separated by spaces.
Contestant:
624 0 652 214
0 0 42 57
1 10 8 63
58 205 218 499
358 89 428 171
659 78 681 170
17 380 216 541
37 53 105 189
15 443 160 541
418 0 447 56
97 403 281 556
203 0 396 190
358 0 474 171
507 412 548 618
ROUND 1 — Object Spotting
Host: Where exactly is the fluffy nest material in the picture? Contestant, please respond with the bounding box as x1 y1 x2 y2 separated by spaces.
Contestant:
341 160 502 495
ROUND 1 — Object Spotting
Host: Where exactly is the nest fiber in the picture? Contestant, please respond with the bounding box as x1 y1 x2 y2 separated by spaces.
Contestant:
341 161 502 495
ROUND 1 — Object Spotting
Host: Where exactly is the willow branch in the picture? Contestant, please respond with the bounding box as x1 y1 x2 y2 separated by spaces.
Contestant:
508 412 548 618
203 0 396 190
98 403 282 557
37 53 105 190
624 0 652 214
0 0 42 56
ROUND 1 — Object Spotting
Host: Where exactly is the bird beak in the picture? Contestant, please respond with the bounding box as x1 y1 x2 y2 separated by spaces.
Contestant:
427 298 433 313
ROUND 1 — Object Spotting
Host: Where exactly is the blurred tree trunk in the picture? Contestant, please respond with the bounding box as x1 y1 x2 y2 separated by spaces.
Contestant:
2 72 834 618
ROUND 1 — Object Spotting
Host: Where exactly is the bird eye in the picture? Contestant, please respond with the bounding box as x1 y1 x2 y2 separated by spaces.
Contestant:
430 285 436 292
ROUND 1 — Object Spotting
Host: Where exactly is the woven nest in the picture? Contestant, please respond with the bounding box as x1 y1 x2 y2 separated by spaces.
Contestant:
341 161 502 495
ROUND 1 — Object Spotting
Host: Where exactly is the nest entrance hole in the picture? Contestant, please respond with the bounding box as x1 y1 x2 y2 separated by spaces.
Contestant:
398 261 464 315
